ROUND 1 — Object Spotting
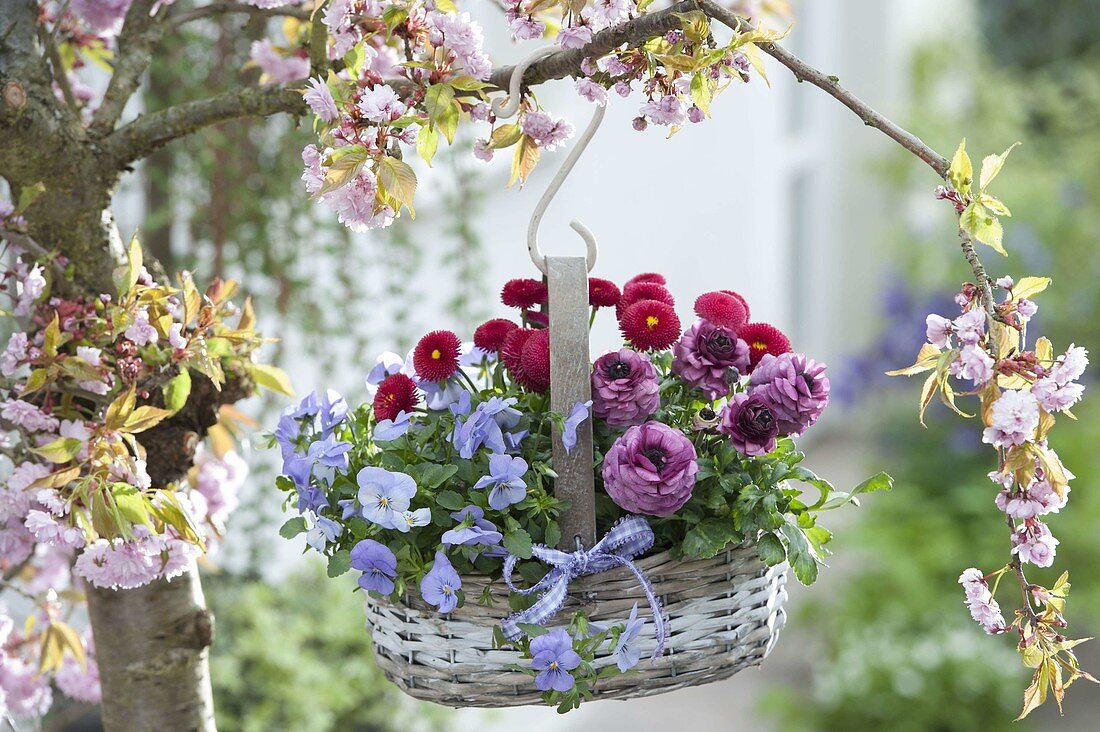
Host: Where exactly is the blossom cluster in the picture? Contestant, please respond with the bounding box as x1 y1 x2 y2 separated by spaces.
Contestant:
894 261 1094 713
0 224 262 724
273 268 882 707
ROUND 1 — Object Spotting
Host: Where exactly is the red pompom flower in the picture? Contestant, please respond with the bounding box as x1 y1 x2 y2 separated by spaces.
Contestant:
373 373 419 422
501 278 548 309
413 330 462 381
739 322 792 369
501 327 537 385
617 281 675 320
519 329 552 392
721 290 751 321
620 300 681 351
694 291 748 331
588 278 622 309
473 319 518 353
626 272 667 287
523 309 549 328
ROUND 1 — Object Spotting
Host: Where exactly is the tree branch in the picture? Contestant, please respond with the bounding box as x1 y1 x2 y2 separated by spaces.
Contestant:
102 82 307 168
89 0 168 137
169 1 312 28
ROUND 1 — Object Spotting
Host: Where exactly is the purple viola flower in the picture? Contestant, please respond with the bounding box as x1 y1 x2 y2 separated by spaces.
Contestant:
671 319 751 399
373 410 413 441
420 551 462 613
602 422 698 516
590 349 661 428
530 628 582 692
366 351 405 389
562 400 592 453
296 485 330 515
285 435 351 487
452 397 522 458
504 429 528 452
612 604 645 672
472 454 529 510
442 506 504 547
357 466 417 530
351 539 397 595
305 512 342 552
419 377 465 411
337 498 359 520
275 412 305 462
319 389 349 434
718 393 779 457
748 352 830 436
397 508 431 532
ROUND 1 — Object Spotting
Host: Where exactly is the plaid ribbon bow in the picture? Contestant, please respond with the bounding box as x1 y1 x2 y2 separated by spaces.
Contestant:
500 515 668 660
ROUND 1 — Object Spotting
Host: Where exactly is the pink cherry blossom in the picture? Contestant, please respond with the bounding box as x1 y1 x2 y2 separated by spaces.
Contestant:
981 389 1039 448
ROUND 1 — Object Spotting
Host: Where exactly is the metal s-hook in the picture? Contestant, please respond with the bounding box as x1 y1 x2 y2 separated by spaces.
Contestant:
490 46 557 120
526 103 604 275
490 47 604 275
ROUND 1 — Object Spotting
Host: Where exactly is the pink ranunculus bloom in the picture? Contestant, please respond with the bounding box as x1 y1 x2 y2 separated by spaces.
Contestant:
672 319 750 400
748 352 830 437
602 422 698 516
591 349 661 428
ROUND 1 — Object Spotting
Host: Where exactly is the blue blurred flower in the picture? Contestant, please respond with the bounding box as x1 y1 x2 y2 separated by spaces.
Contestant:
285 434 351 487
373 410 413 441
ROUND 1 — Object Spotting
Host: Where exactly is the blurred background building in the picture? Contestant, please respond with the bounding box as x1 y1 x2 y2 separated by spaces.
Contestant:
70 0 1098 730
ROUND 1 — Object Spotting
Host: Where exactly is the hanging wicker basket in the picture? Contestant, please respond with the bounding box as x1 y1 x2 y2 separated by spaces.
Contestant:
364 544 788 706
357 105 792 708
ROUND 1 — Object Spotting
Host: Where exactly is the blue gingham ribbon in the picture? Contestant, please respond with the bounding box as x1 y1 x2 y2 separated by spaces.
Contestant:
500 515 668 660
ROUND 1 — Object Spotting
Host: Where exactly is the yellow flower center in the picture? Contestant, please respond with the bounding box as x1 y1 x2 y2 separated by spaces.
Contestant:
378 497 389 507
443 585 454 595
752 341 767 352
432 348 442 359
646 315 659 329
549 661 559 670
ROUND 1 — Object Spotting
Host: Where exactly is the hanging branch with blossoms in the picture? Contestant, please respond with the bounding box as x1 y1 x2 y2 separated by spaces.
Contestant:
0 196 277 718
890 140 1097 719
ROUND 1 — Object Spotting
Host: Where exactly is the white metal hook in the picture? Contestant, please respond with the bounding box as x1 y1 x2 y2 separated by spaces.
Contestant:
527 103 605 275
491 46 558 120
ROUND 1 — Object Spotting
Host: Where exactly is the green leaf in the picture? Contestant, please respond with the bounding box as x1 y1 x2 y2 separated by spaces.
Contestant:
960 201 1006 256
416 124 439 166
437 100 460 145
318 145 368 197
15 182 45 215
488 123 523 150
949 138 973 194
979 141 1020 191
544 520 561 549
327 549 352 578
780 522 820 585
113 234 143 296
424 84 455 124
681 518 741 560
509 134 540 187
851 471 893 496
756 532 786 566
162 369 192 414
421 464 459 491
112 484 154 530
377 156 418 216
435 489 465 511
29 437 83 464
279 516 308 539
504 529 533 559
689 72 712 115
250 362 295 397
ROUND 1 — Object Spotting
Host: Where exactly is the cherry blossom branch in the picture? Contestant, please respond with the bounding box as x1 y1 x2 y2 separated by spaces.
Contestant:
89 0 168 137
168 1 313 28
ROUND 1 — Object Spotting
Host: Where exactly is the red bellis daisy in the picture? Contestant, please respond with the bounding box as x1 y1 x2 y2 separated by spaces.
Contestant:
501 328 537 384
523 309 549 328
588 277 622 308
413 330 462 381
694 291 748 331
739 322 792 369
473 319 518 352
625 272 668 287
620 300 681 351
721 290 751 321
373 373 419 422
501 278 548 309
617 281 675 320
520 329 552 392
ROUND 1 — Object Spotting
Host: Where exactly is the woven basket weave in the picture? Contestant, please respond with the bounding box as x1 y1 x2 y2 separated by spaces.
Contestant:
364 542 789 707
